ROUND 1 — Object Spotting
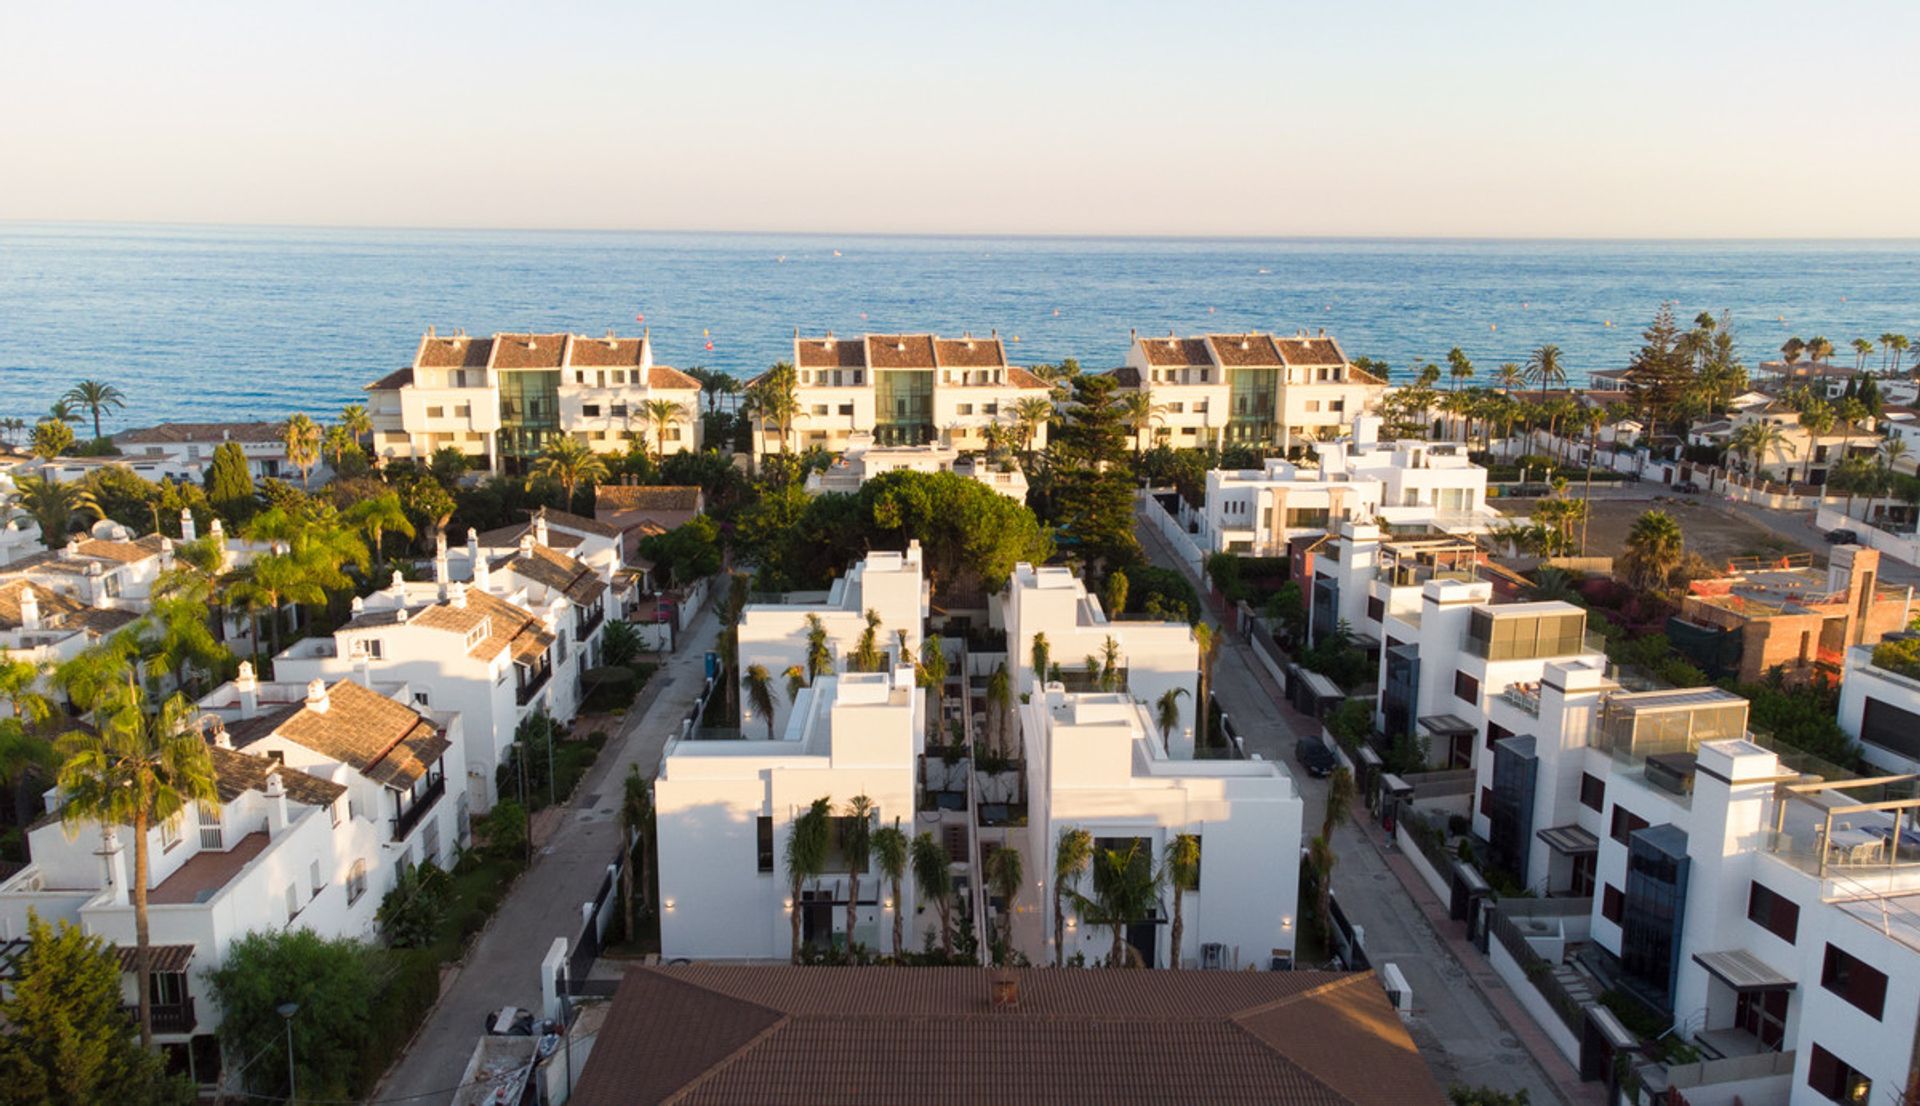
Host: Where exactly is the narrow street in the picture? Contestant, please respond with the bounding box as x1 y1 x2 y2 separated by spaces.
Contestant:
375 602 719 1105
1136 517 1573 1106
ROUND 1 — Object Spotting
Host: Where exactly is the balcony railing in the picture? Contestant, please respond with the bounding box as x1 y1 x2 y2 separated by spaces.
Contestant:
1499 683 1542 717
125 998 197 1035
576 605 605 639
391 775 446 842
516 663 552 705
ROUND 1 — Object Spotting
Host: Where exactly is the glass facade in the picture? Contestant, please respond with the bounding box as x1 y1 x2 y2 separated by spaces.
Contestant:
1226 367 1279 444
1465 609 1588 660
1488 736 1539 885
874 370 933 445
1309 576 1339 648
497 369 560 461
1594 693 1750 763
1382 643 1421 741
1620 823 1690 1012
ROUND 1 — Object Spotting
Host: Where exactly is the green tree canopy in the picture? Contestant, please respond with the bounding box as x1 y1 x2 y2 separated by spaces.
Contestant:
638 514 724 586
207 929 380 1102
203 441 256 522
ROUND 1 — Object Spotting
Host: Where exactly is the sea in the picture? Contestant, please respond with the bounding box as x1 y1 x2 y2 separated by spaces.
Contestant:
1 223 1917 433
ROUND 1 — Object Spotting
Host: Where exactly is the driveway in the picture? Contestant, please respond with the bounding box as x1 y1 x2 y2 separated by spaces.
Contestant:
374 602 719 1105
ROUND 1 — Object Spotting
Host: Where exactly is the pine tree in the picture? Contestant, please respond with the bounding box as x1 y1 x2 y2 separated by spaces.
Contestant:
0 913 188 1105
203 441 256 522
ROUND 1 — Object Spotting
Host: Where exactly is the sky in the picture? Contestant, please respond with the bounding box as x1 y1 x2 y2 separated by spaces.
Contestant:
4 1 1918 238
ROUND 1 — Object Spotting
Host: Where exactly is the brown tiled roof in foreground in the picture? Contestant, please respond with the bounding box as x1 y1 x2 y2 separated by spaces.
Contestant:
595 485 703 514
208 744 346 807
933 336 1006 368
496 545 607 606
649 365 701 390
0 581 90 631
492 333 568 370
1141 335 1216 367
1275 337 1347 365
1004 365 1052 389
114 422 287 445
568 336 647 367
866 334 937 369
796 336 867 369
412 588 551 663
368 367 415 391
272 680 449 790
1209 333 1285 367
571 966 1442 1106
416 333 495 369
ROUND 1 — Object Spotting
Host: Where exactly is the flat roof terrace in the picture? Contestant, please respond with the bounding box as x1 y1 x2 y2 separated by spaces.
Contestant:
149 832 269 905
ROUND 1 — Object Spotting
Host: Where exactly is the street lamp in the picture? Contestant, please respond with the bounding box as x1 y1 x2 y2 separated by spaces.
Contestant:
277 1002 299 1102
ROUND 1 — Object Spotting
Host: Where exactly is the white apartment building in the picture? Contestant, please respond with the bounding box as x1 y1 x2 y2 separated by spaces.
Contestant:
803 434 1029 501
765 333 1054 457
1727 403 1867 486
1837 643 1920 774
106 421 307 482
273 535 601 812
1304 522 1482 648
1470 666 1920 1106
1018 687 1304 969
1114 329 1387 451
365 329 702 471
0 676 460 1087
998 563 1199 757
0 524 172 611
1377 580 1608 771
654 668 922 960
736 543 928 741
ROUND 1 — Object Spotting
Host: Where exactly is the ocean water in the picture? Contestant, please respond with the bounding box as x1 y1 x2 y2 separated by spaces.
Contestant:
1 223 1916 433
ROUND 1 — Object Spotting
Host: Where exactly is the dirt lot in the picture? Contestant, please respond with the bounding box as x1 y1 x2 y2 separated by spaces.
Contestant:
1500 495 1807 568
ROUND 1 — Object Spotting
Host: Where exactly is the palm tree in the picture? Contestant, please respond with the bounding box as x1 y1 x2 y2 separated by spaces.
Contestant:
55 681 219 1046
1495 362 1524 394
986 664 1012 755
1029 633 1051 690
1119 391 1167 457
12 475 100 549
851 609 885 673
1740 422 1788 485
1806 336 1834 365
1880 333 1901 374
1525 344 1566 400
1800 403 1836 485
1446 347 1474 392
783 664 807 703
715 573 749 720
1620 510 1685 592
1324 766 1354 842
618 764 652 944
1852 338 1876 372
338 403 373 443
63 380 127 440
985 843 1024 958
1192 623 1217 750
28 418 74 469
751 362 802 455
1309 833 1338 946
872 818 910 955
910 831 955 957
841 795 875 949
743 663 777 739
1163 834 1201 969
342 492 414 573
916 635 948 743
1781 336 1807 366
0 416 25 448
1881 437 1910 476
804 612 833 683
643 398 689 466
784 797 833 961
1889 334 1912 375
226 553 323 656
529 435 609 509
281 413 322 488
46 399 81 427
1154 687 1189 753
322 424 355 468
1070 840 1164 968
1013 396 1054 457
1572 404 1605 553
1052 827 1093 967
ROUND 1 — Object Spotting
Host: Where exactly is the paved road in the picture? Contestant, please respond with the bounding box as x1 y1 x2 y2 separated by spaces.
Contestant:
1136 518 1572 1106
376 603 719 1105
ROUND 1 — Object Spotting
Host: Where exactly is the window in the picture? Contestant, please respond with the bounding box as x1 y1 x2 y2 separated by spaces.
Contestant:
1367 596 1384 623
756 817 774 872
957 403 973 416
1579 773 1605 812
159 812 182 851
413 690 430 707
1330 400 1345 413
1453 670 1480 704
1486 719 1512 752
426 405 445 419
309 859 323 896
838 403 854 416
1807 1043 1872 1103
1859 696 1920 760
285 882 300 923
455 404 471 418
581 404 601 417
1746 881 1799 943
1609 805 1647 844
346 859 368 904
1601 884 1624 923
330 798 342 827
610 403 629 418
423 818 441 868
983 402 998 416
1479 787 1493 817
1821 944 1887 1019
198 800 224 849
811 404 828 416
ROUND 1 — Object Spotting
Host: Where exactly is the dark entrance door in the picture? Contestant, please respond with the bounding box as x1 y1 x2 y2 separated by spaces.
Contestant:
1126 920 1158 969
801 892 834 950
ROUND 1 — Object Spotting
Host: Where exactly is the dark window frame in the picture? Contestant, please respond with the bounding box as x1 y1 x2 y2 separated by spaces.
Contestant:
1746 881 1799 944
1453 670 1480 704
1579 773 1605 812
1601 884 1624 923
1821 943 1887 1020
756 816 774 873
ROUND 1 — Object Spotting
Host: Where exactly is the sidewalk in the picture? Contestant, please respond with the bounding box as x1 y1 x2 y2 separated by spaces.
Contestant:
374 601 721 1106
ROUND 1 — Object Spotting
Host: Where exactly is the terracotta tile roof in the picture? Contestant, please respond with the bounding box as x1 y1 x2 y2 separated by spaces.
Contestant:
76 536 167 564
1004 366 1051 390
1209 333 1285 367
411 588 551 662
866 334 937 369
0 582 92 632
933 337 1006 368
492 333 568 370
496 545 607 606
475 523 583 550
69 608 141 635
208 743 347 807
572 967 1441 1106
368 367 415 391
537 507 622 539
271 680 449 790
595 486 703 513
568 336 647 367
221 703 303 748
113 944 195 974
1275 337 1346 365
1108 366 1142 389
416 334 494 369
796 337 867 369
650 365 701 390
1141 336 1215 367
114 422 286 445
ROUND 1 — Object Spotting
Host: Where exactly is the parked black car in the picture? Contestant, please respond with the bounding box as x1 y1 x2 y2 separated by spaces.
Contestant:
1673 481 1701 493
1826 528 1861 545
1294 736 1335 778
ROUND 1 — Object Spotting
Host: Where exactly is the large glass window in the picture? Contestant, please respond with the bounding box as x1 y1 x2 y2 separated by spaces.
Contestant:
1620 826 1690 1011
498 369 560 460
1747 882 1798 943
874 370 932 445
1226 367 1279 443
1821 944 1887 1020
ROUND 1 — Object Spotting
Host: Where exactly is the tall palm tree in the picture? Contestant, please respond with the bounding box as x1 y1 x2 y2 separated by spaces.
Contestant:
1309 833 1338 946
618 764 652 944
226 553 322 656
784 797 833 961
743 663 777 739
322 424 355 468
1889 334 1912 375
841 795 874 949
1852 338 1876 372
752 362 802 455
281 413 322 488
1164 834 1201 969
0 416 25 448
916 635 948 743
871 818 910 956
643 398 689 466
1800 403 1836 485
1070 840 1164 968
851 609 885 673
715 573 749 720
804 612 833 683
342 492 414 573
1052 826 1093 967
1879 333 1901 374
529 435 609 509
1524 344 1566 400
55 680 219 1046
1495 362 1523 395
1013 396 1054 458
1806 336 1834 365
1620 510 1685 592
46 399 81 427
985 843 1024 957
63 380 127 440
1192 623 1216 750
1154 687 1189 753
910 831 955 957
1781 336 1807 366
1119 391 1167 457
338 403 373 444
1029 633 1051 690
1445 347 1474 392
12 475 100 549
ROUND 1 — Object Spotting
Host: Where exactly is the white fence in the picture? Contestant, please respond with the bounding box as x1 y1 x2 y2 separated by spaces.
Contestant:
1138 488 1206 580
1815 506 1920 566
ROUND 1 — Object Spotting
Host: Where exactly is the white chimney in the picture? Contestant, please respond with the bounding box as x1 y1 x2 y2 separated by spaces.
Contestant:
209 717 232 748
180 509 196 543
388 569 406 596
449 580 468 609
533 514 549 548
86 563 111 609
305 679 329 714
353 653 373 688
264 771 289 833
95 826 130 907
17 586 40 631
350 596 365 615
518 532 535 558
209 517 225 542
61 539 81 561
469 528 490 591
434 530 450 594
236 662 259 718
